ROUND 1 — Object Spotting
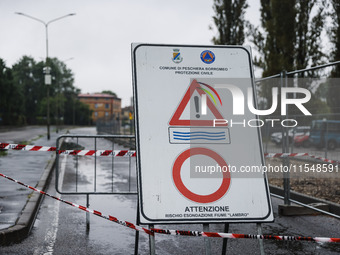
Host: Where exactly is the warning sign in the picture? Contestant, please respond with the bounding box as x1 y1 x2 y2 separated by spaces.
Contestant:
169 79 225 127
132 44 273 224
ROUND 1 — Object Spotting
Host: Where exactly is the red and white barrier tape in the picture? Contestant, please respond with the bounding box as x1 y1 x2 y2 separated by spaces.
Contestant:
309 155 340 164
1 172 340 243
1 142 339 164
56 149 136 157
0 143 136 157
264 153 309 158
0 173 151 235
264 152 340 164
0 143 56 152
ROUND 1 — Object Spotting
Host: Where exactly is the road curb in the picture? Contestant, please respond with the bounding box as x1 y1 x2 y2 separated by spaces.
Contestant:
270 185 340 216
0 153 56 245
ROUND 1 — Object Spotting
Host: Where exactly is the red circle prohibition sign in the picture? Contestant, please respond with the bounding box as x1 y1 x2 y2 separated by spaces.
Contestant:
172 147 231 203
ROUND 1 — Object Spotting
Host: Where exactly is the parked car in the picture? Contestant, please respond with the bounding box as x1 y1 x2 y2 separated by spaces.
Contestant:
271 126 310 145
294 131 311 147
309 120 340 150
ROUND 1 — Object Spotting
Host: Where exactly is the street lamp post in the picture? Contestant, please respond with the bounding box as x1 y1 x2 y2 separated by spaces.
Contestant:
55 57 74 133
15 12 75 140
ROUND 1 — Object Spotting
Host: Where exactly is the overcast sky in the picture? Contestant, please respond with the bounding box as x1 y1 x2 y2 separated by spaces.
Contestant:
0 0 260 107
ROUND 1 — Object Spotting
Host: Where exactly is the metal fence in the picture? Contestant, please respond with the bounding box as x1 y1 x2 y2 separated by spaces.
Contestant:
96 115 135 135
255 61 340 207
96 116 122 135
55 134 137 229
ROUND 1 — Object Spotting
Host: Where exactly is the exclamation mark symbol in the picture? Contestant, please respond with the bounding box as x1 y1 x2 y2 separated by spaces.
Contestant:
201 94 207 116
194 96 200 118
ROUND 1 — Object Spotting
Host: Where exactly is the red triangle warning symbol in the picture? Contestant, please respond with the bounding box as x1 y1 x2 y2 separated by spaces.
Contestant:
169 79 225 127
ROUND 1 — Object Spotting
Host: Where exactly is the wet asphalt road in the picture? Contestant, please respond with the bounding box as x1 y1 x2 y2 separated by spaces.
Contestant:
0 127 340 254
0 126 49 144
0 126 61 230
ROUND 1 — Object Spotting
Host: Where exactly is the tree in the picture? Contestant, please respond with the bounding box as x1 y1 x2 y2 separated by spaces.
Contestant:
252 0 296 76
292 0 327 118
12 56 45 124
0 59 24 125
327 0 340 118
9 55 92 125
246 0 296 115
49 58 76 125
211 0 249 45
101 90 117 97
329 0 340 74
47 58 93 125
74 100 93 125
252 0 326 76
295 0 326 76
249 0 328 118
0 59 11 124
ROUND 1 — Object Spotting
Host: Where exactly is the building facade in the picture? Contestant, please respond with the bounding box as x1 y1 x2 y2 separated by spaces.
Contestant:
78 93 121 123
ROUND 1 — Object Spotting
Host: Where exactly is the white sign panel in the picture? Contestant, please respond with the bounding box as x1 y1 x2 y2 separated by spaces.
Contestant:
132 44 273 223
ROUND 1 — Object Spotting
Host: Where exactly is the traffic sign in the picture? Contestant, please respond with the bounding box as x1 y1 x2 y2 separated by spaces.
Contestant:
132 44 273 223
169 79 224 127
172 147 231 203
